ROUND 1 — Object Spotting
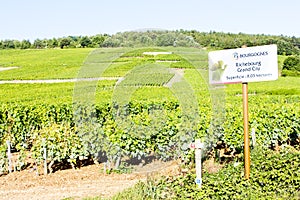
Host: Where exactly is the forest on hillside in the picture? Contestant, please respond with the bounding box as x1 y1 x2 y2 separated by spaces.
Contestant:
1 30 300 56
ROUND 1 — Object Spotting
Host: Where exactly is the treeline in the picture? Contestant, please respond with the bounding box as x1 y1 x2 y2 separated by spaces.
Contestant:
184 30 300 55
0 34 107 49
101 30 199 48
0 30 300 55
0 31 199 50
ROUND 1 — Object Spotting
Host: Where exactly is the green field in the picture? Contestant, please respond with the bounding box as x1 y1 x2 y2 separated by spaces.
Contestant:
0 47 209 104
0 47 299 199
0 48 92 80
0 50 298 105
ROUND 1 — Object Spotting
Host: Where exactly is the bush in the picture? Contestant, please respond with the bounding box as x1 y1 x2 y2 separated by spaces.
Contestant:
281 69 300 77
112 146 300 199
282 56 300 71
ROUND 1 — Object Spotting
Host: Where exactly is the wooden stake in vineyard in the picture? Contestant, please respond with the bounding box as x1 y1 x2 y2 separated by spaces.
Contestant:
242 82 250 179
242 45 250 180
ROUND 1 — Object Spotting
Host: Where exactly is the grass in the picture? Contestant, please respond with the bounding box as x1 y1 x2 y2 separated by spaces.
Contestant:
106 147 300 200
0 47 299 105
102 61 140 77
0 47 208 104
0 48 93 80
131 86 176 102
225 76 300 96
0 82 75 104
0 80 116 104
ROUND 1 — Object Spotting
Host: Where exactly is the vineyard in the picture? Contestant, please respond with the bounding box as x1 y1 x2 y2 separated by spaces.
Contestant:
0 47 299 199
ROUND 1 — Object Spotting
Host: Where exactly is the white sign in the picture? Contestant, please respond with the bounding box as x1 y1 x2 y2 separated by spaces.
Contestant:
208 44 278 84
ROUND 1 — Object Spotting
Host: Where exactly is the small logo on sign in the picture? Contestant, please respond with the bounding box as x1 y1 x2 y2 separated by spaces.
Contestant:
233 52 239 60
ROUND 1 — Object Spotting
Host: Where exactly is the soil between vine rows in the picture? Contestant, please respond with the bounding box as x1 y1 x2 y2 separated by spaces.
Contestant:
0 160 179 200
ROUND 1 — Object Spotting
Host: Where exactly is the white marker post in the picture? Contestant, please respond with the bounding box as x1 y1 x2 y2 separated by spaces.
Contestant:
208 44 278 179
191 139 204 187
42 138 47 175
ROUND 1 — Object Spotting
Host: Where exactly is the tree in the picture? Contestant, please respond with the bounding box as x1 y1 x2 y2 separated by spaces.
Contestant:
91 34 105 47
48 38 58 48
33 39 44 49
276 39 295 55
283 56 300 71
156 33 176 46
20 40 31 49
174 34 199 47
139 35 153 46
102 37 120 47
2 40 15 49
13 40 21 49
59 38 71 49
80 36 92 48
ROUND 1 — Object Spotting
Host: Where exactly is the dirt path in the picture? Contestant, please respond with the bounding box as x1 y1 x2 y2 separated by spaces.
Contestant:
164 68 184 88
0 160 179 200
0 77 120 84
0 67 18 72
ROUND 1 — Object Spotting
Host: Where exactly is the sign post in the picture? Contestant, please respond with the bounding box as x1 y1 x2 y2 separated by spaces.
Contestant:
242 82 250 179
208 44 278 179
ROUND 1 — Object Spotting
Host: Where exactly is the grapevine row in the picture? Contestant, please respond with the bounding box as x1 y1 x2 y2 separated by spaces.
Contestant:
0 99 299 174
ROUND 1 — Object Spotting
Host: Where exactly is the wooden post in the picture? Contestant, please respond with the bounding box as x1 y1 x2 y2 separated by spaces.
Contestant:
242 83 250 179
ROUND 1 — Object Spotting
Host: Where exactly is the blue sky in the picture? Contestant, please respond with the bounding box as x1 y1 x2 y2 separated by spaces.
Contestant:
0 0 299 41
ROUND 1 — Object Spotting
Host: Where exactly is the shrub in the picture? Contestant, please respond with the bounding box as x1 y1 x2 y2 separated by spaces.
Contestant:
283 56 300 71
112 146 300 199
